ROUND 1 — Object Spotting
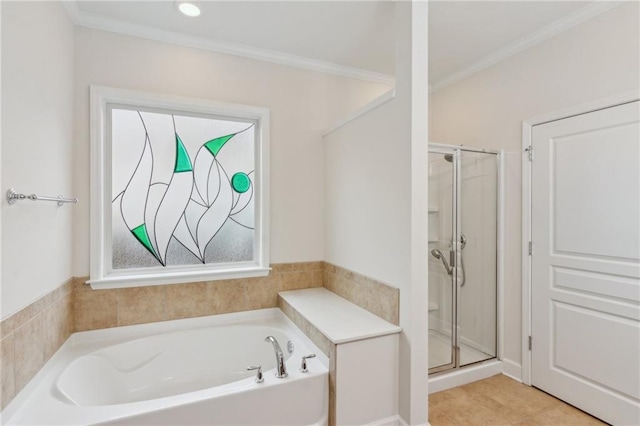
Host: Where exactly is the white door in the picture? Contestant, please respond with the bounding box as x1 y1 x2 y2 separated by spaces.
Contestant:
531 100 640 425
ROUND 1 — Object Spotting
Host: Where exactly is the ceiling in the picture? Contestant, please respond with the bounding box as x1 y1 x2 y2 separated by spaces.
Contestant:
72 1 597 87
428 1 591 84
72 1 396 76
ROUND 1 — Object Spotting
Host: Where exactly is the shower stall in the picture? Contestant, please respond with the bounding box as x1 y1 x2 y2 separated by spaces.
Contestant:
428 144 500 375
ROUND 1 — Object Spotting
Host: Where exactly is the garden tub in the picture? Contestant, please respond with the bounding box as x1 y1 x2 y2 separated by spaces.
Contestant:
3 308 328 425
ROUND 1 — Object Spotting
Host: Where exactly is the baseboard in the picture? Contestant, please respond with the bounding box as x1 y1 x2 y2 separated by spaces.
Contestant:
501 358 522 382
428 359 503 393
366 414 428 426
391 416 428 426
364 415 413 426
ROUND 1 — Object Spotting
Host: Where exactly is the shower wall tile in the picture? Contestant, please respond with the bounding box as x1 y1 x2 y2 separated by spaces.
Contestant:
323 263 400 325
0 278 73 410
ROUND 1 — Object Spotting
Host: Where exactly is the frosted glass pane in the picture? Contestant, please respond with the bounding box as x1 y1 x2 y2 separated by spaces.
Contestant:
110 107 255 270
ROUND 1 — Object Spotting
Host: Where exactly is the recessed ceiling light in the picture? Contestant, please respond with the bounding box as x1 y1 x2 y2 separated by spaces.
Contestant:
177 2 201 17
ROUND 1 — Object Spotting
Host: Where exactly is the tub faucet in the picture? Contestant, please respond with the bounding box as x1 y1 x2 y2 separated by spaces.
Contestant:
265 336 288 378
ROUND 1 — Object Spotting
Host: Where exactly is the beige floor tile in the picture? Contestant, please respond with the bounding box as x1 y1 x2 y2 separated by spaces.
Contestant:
537 403 606 425
462 374 562 418
431 386 522 425
429 374 607 426
428 405 461 426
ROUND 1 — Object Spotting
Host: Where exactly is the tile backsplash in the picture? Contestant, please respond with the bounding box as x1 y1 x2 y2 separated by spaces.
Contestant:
74 262 323 331
323 262 399 325
0 278 73 410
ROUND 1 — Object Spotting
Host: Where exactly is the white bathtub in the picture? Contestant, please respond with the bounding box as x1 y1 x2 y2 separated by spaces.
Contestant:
3 308 329 425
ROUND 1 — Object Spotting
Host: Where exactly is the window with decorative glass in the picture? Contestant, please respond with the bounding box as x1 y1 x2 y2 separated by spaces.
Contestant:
89 87 269 288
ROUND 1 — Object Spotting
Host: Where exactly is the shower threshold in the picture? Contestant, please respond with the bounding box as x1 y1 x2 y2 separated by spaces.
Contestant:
428 330 495 371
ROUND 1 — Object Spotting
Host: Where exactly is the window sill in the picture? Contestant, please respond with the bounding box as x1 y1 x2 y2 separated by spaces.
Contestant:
87 266 271 290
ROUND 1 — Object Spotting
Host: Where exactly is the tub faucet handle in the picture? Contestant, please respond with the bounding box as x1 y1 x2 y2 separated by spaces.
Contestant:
247 365 264 383
300 354 316 373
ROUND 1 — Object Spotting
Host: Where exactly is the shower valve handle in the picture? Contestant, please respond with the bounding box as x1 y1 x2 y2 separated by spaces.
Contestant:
300 354 316 373
247 365 264 383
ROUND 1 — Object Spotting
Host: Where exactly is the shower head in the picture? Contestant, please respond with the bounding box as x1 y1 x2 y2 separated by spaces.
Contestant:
444 154 453 163
430 249 453 275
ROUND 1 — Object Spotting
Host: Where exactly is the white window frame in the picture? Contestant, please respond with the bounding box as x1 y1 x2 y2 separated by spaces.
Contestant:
89 86 270 289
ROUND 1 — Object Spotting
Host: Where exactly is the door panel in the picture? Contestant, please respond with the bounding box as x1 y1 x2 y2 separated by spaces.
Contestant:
531 100 640 425
554 302 640 400
553 123 640 260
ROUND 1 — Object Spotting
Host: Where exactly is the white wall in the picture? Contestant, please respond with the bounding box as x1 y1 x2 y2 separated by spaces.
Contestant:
72 27 390 276
1 1 75 317
0 1 3 321
324 3 429 424
430 2 640 375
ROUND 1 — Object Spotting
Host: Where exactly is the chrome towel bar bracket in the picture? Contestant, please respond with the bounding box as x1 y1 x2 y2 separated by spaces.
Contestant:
6 188 78 206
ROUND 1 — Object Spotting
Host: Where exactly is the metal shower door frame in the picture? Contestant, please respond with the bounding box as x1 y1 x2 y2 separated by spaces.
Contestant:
428 144 500 376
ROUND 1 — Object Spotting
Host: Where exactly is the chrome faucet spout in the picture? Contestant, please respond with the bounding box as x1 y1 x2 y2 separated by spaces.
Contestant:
265 336 288 378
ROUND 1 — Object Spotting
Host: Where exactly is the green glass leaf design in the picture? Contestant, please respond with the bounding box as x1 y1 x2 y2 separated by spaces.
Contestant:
231 172 251 193
204 134 235 157
131 223 158 259
174 134 193 173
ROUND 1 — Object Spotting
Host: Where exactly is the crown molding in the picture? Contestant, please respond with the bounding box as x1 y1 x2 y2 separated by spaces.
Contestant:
429 1 625 93
61 1 395 87
323 88 396 137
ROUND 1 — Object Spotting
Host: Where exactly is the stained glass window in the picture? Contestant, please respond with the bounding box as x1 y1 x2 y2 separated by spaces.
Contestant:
90 87 269 288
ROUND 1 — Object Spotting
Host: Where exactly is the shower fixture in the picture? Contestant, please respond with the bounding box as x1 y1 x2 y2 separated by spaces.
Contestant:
430 249 453 275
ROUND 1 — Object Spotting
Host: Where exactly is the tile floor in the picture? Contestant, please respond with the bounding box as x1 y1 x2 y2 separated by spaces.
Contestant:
429 374 607 426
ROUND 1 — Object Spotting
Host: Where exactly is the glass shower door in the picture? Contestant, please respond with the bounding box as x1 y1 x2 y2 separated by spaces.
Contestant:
428 146 499 375
457 150 497 366
428 150 456 373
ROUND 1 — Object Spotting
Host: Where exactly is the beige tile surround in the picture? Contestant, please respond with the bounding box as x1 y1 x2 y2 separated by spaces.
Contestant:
0 261 398 411
73 262 324 331
323 262 400 325
0 278 73 410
